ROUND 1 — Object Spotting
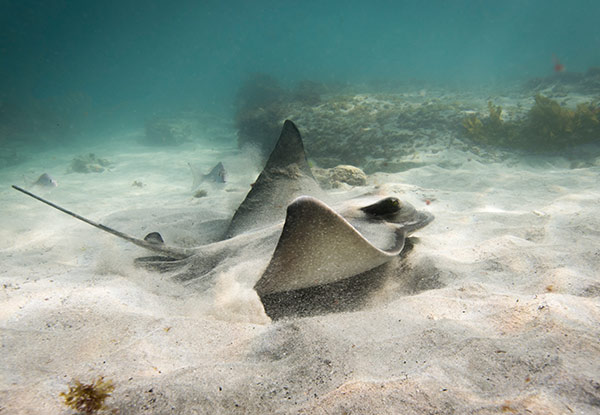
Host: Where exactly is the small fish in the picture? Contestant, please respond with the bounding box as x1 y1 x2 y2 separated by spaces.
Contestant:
33 173 58 188
552 54 565 72
189 161 226 191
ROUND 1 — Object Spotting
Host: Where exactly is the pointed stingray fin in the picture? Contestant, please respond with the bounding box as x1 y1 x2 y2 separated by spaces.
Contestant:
254 196 406 296
226 120 325 238
257 120 314 172
189 161 226 190
11 185 193 259
207 162 226 183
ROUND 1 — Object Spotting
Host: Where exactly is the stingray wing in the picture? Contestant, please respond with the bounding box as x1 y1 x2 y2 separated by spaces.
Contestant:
254 196 405 296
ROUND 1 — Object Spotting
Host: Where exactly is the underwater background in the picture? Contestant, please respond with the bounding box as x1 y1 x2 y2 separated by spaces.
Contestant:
3 2 600 414
1 0 599 153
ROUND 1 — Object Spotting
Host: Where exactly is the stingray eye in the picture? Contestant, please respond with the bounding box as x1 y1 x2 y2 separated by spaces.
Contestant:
360 197 402 216
144 232 164 244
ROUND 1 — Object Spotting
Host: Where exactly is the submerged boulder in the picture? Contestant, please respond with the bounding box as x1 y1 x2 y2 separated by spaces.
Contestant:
70 153 112 173
313 165 368 189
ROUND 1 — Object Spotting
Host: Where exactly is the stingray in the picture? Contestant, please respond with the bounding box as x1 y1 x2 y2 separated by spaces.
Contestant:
188 161 226 190
33 173 58 188
12 120 433 318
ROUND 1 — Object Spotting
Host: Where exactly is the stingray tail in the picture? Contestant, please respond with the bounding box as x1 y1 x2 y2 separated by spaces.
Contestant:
11 185 193 259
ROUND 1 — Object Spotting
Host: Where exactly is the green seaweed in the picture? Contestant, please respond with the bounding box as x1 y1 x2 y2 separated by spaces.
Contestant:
524 94 600 150
575 102 600 134
487 101 503 128
462 114 485 141
60 377 115 414
525 94 575 147
462 101 517 146
462 95 600 151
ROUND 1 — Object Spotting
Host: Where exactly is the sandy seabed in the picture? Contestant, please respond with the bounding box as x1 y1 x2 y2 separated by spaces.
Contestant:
1 130 599 414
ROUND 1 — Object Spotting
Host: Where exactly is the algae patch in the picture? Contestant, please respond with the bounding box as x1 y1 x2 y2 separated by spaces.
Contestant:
462 95 600 152
60 376 115 414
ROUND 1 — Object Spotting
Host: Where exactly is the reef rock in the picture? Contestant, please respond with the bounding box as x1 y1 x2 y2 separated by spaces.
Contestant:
314 164 368 189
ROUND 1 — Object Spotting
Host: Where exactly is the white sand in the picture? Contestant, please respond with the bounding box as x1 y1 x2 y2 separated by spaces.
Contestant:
1 134 599 414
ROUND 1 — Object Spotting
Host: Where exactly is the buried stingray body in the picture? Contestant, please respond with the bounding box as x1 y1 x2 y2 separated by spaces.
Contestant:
12 120 433 318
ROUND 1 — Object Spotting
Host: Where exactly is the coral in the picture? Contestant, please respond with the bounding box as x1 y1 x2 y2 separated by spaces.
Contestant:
399 99 463 130
233 78 471 165
233 82 598 167
60 376 115 414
